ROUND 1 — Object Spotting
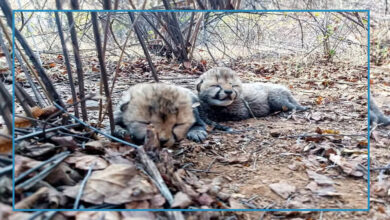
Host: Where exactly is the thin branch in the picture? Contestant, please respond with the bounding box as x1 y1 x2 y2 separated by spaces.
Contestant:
55 11 79 118
66 12 88 121
128 12 159 82
91 12 115 134
74 163 95 209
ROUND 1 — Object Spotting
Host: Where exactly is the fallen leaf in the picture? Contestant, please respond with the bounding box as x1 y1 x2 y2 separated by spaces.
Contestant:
316 96 323 105
65 154 108 170
306 170 334 186
0 203 31 219
269 181 296 199
16 142 59 159
14 117 32 128
228 198 246 209
14 155 40 178
316 127 340 134
377 205 386 214
171 192 192 208
197 193 214 206
310 112 323 121
76 211 120 220
329 154 364 177
217 152 251 164
50 136 78 148
33 106 58 119
357 140 368 147
0 136 12 153
63 164 157 205
306 181 341 197
45 162 81 186
150 194 166 208
288 161 305 171
322 129 340 134
125 200 150 209
372 180 390 197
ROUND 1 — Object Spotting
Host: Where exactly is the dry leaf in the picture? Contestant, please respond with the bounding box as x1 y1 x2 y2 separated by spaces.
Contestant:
217 152 251 164
45 162 81 186
0 203 31 220
51 136 78 148
150 194 165 208
357 140 368 147
316 96 323 105
228 198 246 209
316 127 340 134
14 155 40 178
14 117 32 128
0 136 12 153
269 181 296 199
306 170 334 186
83 141 105 153
372 180 390 197
63 164 157 205
65 154 108 170
171 192 192 208
310 112 323 121
34 106 58 119
16 142 59 159
306 181 341 197
76 211 120 220
329 154 364 177
197 193 214 206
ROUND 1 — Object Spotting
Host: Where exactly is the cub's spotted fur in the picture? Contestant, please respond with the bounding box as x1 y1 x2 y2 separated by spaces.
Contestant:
114 83 207 147
196 67 307 122
370 94 390 126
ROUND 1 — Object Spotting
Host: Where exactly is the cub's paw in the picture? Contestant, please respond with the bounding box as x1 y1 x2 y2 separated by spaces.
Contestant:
296 105 309 111
187 127 207 143
113 125 132 142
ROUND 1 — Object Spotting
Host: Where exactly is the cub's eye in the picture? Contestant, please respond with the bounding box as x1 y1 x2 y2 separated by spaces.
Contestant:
173 123 185 128
232 85 240 87
135 121 150 125
210 85 221 88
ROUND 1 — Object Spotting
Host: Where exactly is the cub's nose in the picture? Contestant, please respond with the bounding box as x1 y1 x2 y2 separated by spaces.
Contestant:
159 138 169 146
224 90 233 95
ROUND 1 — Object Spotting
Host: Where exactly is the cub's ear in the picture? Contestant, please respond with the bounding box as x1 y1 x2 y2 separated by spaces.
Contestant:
120 101 129 112
195 79 203 92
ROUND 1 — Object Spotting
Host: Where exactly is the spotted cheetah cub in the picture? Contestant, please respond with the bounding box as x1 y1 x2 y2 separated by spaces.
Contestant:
114 83 207 147
196 67 307 122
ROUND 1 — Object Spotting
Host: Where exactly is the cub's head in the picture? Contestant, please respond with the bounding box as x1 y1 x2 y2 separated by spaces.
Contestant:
196 67 242 106
119 83 195 147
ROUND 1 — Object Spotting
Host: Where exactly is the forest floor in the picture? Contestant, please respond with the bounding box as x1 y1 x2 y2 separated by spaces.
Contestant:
5 53 390 219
